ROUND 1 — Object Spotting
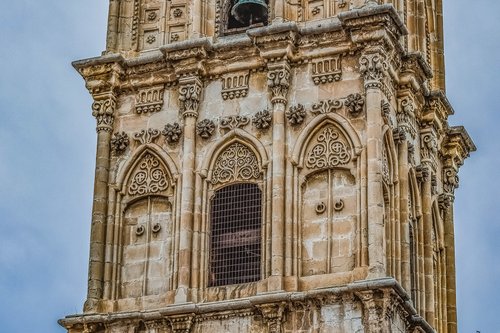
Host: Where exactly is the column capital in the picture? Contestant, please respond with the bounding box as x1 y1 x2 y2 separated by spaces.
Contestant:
359 51 388 89
92 93 117 132
267 61 291 105
178 76 203 118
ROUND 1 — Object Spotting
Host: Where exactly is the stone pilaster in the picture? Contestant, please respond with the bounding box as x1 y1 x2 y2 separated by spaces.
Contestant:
267 61 290 290
177 76 203 302
360 50 387 277
84 92 117 312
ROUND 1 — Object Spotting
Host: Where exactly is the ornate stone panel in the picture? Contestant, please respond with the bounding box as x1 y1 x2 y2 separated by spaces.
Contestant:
221 72 250 100
311 56 342 84
305 126 352 170
135 85 165 114
128 153 169 197
211 142 261 185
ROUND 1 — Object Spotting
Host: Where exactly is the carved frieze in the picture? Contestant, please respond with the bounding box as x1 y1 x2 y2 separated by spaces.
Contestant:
286 104 306 126
196 119 216 139
134 128 161 145
211 142 261 185
221 72 249 100
135 85 165 114
311 56 342 85
128 153 168 196
111 132 129 154
252 110 272 130
305 126 351 169
162 123 182 144
311 99 343 115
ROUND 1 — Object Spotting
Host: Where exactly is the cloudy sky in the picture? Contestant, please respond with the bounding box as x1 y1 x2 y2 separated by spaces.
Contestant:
0 1 498 332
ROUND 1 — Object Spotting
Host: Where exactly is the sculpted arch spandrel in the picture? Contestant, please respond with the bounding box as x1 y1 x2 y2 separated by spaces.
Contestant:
291 114 364 285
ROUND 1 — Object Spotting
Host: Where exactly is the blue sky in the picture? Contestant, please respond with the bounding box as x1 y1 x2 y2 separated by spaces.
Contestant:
0 1 498 332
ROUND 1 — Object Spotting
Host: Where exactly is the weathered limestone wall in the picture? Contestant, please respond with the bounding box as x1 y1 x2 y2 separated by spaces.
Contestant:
64 3 475 333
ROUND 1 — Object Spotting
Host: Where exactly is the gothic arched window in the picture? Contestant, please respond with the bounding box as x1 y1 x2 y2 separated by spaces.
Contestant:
209 183 262 287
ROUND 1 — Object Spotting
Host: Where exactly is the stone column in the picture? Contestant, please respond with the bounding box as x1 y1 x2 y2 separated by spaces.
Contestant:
442 166 459 333
395 128 411 293
273 0 284 22
420 127 438 324
84 93 116 312
267 61 290 290
418 164 434 324
360 51 387 278
176 76 203 302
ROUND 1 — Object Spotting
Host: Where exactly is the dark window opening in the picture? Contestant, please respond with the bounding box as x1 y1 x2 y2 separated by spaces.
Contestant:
209 183 262 287
226 0 269 33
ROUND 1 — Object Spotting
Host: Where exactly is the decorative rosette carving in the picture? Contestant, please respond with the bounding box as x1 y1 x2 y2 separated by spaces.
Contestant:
286 104 306 126
306 126 351 169
252 110 272 130
211 142 261 185
344 93 365 116
111 132 129 154
128 153 168 196
162 123 182 144
196 119 216 139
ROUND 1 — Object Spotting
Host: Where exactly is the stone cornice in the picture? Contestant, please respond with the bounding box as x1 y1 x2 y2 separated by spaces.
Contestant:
442 126 476 168
58 278 433 333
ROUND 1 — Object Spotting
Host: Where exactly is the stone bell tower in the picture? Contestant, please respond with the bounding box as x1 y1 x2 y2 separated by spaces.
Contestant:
60 0 475 332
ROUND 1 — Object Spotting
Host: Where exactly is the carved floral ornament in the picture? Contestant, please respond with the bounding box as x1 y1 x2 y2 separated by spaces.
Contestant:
196 119 216 139
178 78 202 116
111 132 129 154
305 126 352 170
162 123 182 144
267 64 291 104
211 142 261 185
92 96 116 131
128 153 169 197
359 52 388 87
252 110 272 130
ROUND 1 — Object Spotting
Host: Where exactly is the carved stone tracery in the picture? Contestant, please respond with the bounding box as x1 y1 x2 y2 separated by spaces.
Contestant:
305 126 351 169
128 153 169 196
211 142 261 185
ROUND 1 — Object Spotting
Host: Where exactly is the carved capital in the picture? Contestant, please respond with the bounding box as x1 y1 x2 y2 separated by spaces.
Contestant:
420 127 438 167
267 62 291 104
92 94 116 132
393 127 406 143
438 193 454 211
416 165 431 183
166 314 195 333
359 52 388 89
178 77 203 118
443 166 459 195
256 303 286 333
397 97 417 140
356 290 391 332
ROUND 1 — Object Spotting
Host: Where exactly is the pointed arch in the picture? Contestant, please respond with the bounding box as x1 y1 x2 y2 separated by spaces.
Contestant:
432 200 444 249
383 125 399 185
116 144 179 191
291 113 362 168
199 128 269 181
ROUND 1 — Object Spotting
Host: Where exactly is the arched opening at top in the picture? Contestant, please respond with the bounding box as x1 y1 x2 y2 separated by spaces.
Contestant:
222 0 269 35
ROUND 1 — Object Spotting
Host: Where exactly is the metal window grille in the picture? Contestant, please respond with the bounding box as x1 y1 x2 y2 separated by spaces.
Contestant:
209 183 262 287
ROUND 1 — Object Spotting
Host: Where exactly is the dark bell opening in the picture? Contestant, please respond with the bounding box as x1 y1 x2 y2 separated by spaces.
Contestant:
228 0 268 30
